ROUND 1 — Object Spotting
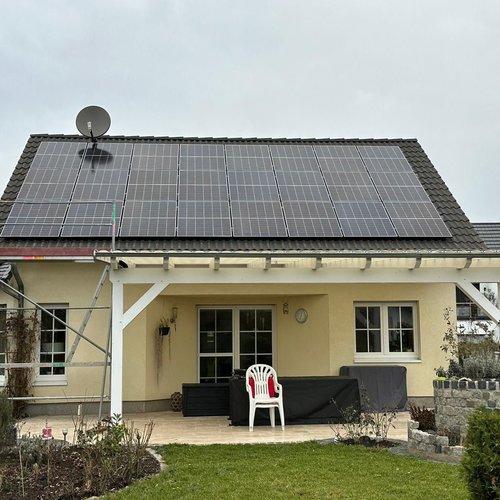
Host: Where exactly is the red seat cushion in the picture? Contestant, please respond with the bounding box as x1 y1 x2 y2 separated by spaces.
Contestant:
249 377 255 398
268 375 275 397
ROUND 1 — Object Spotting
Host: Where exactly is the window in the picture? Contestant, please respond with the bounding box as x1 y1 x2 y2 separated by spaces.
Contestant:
456 284 488 320
354 303 418 361
0 306 6 382
38 306 67 380
198 306 274 383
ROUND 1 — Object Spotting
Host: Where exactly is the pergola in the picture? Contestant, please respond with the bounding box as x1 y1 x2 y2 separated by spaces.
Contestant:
93 249 500 415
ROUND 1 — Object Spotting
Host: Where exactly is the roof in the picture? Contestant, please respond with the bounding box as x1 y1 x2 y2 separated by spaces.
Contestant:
0 134 486 257
473 223 500 250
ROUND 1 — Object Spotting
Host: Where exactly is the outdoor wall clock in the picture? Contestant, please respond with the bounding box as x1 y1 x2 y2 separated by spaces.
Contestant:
295 308 308 323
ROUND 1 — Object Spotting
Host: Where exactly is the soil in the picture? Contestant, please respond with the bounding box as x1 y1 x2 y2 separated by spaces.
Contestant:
338 436 397 448
319 436 398 448
0 445 161 499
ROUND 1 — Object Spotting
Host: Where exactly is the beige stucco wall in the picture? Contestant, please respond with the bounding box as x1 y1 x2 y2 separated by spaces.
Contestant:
0 262 454 405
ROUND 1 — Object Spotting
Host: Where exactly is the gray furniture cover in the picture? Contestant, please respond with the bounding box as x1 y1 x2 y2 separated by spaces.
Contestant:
229 376 360 425
339 365 407 410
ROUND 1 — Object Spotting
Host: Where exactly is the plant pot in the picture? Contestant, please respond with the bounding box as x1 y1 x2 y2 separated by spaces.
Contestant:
159 326 170 336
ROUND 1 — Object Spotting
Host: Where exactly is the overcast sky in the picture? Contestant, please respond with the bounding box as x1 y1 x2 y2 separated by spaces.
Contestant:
0 1 498 222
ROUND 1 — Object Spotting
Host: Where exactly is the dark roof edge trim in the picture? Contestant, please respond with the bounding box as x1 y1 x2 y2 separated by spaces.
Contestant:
94 250 500 260
28 134 420 144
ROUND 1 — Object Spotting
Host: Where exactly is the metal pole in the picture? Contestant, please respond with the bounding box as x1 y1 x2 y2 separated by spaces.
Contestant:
98 315 112 420
66 264 110 363
111 201 116 252
0 279 108 356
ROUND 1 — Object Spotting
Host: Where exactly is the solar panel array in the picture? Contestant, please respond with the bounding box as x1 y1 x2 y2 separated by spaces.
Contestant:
1 140 452 239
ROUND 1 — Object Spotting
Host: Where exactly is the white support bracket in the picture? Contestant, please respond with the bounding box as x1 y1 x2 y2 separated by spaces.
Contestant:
163 257 169 271
313 257 322 271
361 257 372 271
410 257 422 270
213 257 220 271
122 282 170 328
459 258 473 270
455 280 500 324
264 257 272 271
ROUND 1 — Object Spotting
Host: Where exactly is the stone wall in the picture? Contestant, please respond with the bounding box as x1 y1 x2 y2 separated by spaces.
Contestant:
433 379 500 439
407 420 463 462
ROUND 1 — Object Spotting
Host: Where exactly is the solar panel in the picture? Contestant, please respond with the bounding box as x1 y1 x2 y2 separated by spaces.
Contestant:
269 145 342 237
61 202 121 237
2 139 453 241
62 143 132 237
120 143 178 237
177 143 231 237
314 145 396 238
226 144 287 237
120 201 176 237
1 141 87 237
358 146 452 238
1 203 68 237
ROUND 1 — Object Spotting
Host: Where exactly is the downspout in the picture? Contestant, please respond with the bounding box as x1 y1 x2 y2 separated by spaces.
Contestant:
0 262 24 308
10 263 24 308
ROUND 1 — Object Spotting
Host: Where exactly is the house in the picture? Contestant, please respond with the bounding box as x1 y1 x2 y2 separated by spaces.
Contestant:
454 223 500 341
1 134 500 416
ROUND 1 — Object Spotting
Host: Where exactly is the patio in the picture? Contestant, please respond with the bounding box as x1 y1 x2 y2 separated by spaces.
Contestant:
18 410 410 445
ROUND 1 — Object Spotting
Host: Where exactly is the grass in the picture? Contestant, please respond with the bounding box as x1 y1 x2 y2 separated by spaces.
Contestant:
106 442 467 499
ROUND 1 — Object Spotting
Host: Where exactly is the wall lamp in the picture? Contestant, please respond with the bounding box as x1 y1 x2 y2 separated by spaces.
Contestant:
282 302 289 315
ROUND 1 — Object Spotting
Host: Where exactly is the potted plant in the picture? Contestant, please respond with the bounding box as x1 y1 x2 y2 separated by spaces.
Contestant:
159 318 170 337
434 366 447 381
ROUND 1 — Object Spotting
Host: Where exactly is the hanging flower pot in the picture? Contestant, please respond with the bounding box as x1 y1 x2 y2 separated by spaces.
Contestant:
159 325 170 336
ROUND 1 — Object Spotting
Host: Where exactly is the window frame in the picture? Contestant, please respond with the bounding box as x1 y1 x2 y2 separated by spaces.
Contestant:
36 304 68 386
354 302 419 363
197 305 276 383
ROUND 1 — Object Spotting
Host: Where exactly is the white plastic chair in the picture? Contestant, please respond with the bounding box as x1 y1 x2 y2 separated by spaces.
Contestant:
245 364 285 431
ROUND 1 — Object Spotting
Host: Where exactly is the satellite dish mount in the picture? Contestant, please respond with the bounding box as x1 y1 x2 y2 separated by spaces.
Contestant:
76 106 111 142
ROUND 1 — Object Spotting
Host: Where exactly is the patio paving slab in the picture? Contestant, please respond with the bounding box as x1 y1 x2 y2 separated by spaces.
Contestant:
18 411 410 445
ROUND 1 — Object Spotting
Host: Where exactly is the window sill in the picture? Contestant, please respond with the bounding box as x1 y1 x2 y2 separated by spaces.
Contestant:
34 378 68 387
354 357 421 364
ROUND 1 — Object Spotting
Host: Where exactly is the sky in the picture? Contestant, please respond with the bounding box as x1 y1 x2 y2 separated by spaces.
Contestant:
0 0 499 222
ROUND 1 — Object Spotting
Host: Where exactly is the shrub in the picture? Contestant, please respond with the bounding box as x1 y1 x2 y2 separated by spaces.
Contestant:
0 392 15 447
462 407 500 499
75 414 154 495
458 337 500 361
408 403 436 432
463 355 500 380
447 359 465 378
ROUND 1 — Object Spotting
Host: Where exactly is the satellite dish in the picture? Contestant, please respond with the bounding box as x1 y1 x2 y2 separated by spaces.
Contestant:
76 106 111 140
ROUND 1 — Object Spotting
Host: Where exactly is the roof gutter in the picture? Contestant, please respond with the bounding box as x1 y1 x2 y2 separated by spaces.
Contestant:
93 249 500 260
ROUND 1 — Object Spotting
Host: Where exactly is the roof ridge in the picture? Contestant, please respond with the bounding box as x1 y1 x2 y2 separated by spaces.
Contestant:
28 133 419 144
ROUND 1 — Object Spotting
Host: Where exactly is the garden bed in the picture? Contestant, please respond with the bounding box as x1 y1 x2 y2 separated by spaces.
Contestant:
0 444 161 499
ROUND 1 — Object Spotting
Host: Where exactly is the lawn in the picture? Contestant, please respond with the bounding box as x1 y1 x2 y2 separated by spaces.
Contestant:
107 442 468 499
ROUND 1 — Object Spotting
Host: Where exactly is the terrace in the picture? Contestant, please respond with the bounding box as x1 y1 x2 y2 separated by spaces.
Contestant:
19 410 411 445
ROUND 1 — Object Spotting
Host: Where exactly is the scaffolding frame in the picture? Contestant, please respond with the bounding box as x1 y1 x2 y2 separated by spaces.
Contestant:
0 263 112 419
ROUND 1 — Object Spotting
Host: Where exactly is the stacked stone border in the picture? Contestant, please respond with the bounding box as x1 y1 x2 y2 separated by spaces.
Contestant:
407 379 500 461
433 379 500 439
407 420 463 462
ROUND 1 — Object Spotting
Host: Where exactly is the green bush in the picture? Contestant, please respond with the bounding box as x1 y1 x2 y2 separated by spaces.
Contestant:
463 355 500 380
458 337 500 361
462 407 500 499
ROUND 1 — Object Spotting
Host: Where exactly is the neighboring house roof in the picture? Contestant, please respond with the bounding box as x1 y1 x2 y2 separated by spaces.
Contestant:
472 223 500 250
0 134 486 256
